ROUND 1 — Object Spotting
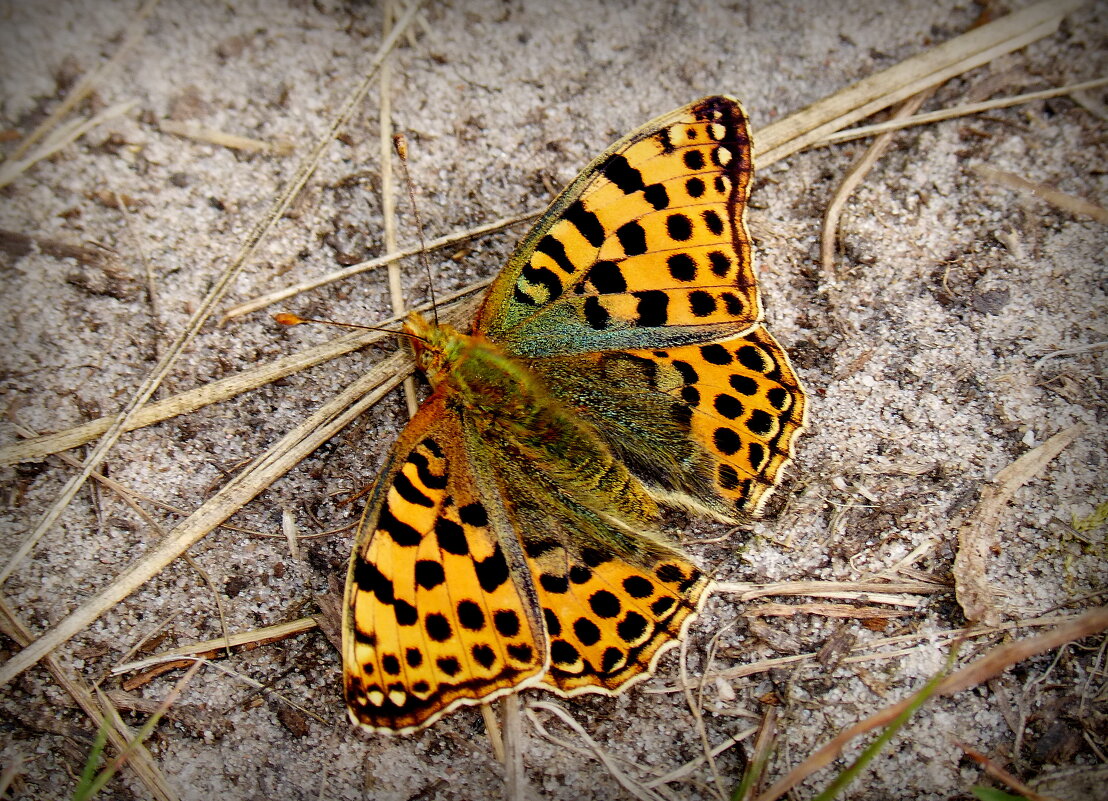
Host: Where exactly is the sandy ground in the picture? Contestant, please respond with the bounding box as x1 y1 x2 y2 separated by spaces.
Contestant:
1 1 1106 799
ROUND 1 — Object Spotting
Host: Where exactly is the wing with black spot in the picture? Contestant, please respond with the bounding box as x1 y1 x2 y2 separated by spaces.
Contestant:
342 389 548 734
527 325 807 520
476 96 761 357
464 434 714 696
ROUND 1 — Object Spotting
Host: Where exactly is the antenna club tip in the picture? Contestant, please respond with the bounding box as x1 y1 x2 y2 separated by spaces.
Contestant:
274 312 303 326
393 133 408 160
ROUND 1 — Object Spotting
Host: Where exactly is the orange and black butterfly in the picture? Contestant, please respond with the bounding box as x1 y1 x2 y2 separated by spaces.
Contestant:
341 96 807 733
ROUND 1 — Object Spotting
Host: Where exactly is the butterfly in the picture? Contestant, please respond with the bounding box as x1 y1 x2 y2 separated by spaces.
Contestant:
341 96 807 734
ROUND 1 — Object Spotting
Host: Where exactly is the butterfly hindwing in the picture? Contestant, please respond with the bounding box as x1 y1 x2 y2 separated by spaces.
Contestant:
343 390 548 734
527 325 807 520
477 96 759 356
525 537 711 695
463 433 713 696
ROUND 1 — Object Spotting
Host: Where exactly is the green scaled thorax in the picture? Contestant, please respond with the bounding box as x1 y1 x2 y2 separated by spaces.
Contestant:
404 312 660 541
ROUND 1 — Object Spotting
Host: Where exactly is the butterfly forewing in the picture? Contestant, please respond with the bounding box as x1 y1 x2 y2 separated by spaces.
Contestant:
478 96 760 356
343 391 548 733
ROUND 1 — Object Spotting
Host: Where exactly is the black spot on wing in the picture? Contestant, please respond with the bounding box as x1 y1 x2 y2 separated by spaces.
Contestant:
643 183 669 209
603 154 644 195
407 450 447 490
634 290 668 326
394 599 417 626
667 253 696 282
666 213 693 242
415 560 445 589
535 234 575 275
703 209 724 236
353 558 392 602
565 200 604 248
378 506 421 546
391 470 433 507
435 517 469 555
458 502 488 527
616 221 647 256
520 263 563 304
708 251 731 276
585 260 627 294
475 544 510 592
583 296 610 329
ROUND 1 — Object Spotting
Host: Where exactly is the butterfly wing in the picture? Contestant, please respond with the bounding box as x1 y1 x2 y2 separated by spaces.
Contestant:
343 389 548 734
459 429 713 696
474 94 806 519
527 325 807 520
476 95 760 357
343 384 711 728
525 533 711 696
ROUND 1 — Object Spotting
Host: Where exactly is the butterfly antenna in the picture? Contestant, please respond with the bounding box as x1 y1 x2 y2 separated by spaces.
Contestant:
393 133 438 325
273 312 426 344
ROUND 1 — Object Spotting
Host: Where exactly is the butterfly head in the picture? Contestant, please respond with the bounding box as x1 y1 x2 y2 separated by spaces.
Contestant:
404 312 468 385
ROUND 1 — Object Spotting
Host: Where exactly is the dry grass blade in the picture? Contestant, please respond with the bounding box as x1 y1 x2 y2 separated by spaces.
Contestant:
0 596 178 801
1034 340 1108 370
971 164 1108 224
113 617 319 676
157 120 294 155
957 742 1061 801
714 579 945 601
77 662 202 801
4 0 156 165
821 90 932 275
0 286 484 467
377 1 419 419
0 2 421 589
819 76 1108 146
955 423 1085 625
754 0 1084 166
116 615 321 691
678 634 726 800
0 102 138 189
476 705 504 763
645 728 754 789
500 693 529 801
732 710 776 801
747 602 915 619
222 1 1084 324
221 213 533 320
0 355 407 688
651 613 1087 693
750 607 1108 801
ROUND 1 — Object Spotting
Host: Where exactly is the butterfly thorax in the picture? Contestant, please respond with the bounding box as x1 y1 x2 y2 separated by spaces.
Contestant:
405 311 661 538
406 312 532 407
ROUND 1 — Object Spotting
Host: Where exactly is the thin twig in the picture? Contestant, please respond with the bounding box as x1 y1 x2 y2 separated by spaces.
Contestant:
821 90 933 275
220 213 534 320
817 76 1108 146
6 0 156 163
0 283 485 467
971 164 1108 224
0 354 408 687
0 596 178 801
